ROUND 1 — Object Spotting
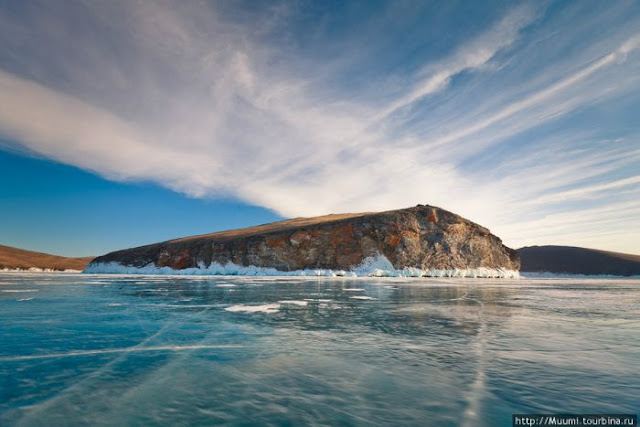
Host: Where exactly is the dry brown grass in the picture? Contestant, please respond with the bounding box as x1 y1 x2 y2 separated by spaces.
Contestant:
170 212 377 243
0 244 95 271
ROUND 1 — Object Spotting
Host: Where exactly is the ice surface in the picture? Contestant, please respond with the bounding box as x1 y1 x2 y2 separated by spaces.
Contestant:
225 300 310 313
0 344 244 362
224 304 281 313
278 300 309 307
2 274 639 426
85 254 520 278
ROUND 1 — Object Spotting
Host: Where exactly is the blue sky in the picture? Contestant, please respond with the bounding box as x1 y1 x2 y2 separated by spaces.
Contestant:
0 0 639 256
0 148 280 256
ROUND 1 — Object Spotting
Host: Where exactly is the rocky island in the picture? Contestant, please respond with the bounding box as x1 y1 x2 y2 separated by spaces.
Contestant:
86 204 520 277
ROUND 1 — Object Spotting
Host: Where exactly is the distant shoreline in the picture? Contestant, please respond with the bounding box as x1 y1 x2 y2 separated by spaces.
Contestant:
0 244 94 272
1 268 83 273
520 271 640 279
3 270 640 280
518 246 640 277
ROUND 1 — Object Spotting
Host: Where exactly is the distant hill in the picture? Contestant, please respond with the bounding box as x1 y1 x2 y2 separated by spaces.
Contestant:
517 245 640 276
0 244 94 271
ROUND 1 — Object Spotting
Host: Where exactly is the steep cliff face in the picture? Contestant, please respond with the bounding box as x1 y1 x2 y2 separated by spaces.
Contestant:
87 205 519 276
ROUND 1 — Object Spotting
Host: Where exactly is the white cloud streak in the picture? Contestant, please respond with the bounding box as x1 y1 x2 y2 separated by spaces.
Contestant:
376 3 540 120
528 175 640 205
0 69 223 196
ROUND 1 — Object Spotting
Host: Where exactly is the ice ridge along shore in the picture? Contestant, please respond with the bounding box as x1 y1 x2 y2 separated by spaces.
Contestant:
85 254 520 278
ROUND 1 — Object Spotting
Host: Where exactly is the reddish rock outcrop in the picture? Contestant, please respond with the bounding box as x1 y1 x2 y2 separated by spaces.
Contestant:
88 205 519 272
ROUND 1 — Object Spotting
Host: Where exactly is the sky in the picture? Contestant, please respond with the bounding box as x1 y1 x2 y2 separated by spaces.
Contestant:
0 0 639 257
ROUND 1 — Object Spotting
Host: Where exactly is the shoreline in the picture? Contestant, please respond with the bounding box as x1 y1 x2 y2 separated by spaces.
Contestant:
85 254 521 278
0 268 82 273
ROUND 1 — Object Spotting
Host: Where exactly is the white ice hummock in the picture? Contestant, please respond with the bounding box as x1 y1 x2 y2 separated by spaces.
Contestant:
84 254 519 278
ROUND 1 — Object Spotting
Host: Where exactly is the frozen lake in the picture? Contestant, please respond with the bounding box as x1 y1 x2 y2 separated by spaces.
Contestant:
1 273 638 426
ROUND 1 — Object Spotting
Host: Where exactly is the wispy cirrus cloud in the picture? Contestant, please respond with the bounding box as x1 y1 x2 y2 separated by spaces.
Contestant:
376 3 542 119
0 0 639 253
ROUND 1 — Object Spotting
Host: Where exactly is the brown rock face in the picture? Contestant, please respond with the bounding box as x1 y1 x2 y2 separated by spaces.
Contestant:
89 205 519 272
